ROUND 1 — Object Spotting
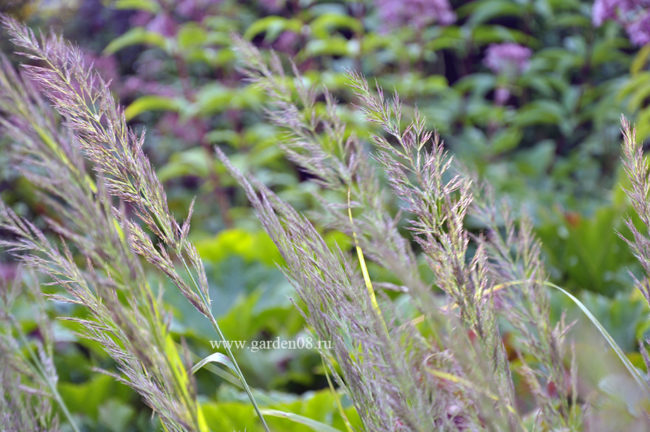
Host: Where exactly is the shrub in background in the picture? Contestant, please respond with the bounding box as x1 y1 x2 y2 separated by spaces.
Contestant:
34 0 645 297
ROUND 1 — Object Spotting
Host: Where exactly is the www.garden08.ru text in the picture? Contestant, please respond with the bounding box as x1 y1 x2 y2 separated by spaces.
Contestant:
209 336 332 352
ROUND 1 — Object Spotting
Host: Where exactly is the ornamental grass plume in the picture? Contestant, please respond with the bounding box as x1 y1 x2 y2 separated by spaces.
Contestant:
0 44 206 432
0 17 267 431
620 117 650 386
221 38 585 430
0 269 66 432
472 194 578 426
621 117 650 307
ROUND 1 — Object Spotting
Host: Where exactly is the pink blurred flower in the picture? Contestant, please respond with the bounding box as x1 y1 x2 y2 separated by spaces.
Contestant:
259 0 285 12
147 12 177 37
483 43 532 75
273 31 300 53
593 0 650 45
177 0 223 21
494 87 511 105
626 11 650 45
376 0 456 30
592 0 633 26
121 76 178 99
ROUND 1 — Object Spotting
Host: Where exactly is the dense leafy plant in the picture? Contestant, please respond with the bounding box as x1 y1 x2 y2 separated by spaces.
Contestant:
41 0 642 297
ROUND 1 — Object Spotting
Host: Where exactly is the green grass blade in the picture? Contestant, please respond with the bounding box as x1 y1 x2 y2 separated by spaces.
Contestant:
260 409 342 432
191 352 238 379
542 281 650 396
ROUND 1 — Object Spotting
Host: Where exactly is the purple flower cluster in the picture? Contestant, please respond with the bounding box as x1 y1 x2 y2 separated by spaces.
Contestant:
177 0 223 19
130 0 223 37
593 0 621 26
483 43 532 75
376 0 456 30
131 11 176 36
627 11 650 44
593 0 650 46
259 0 285 12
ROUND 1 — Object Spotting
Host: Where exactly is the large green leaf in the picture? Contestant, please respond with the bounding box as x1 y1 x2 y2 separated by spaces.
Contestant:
196 228 282 265
104 28 169 54
310 14 362 39
460 0 527 26
112 0 159 12
513 100 565 126
177 23 208 49
244 16 303 41
124 96 185 120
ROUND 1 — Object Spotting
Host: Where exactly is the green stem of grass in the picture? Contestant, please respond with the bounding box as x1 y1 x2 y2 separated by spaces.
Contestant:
178 254 271 432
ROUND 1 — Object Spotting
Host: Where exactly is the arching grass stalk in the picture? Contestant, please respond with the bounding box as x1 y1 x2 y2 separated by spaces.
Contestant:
0 17 269 431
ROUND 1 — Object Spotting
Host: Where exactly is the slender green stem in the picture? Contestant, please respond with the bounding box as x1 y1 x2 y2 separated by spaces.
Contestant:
207 311 271 432
178 254 270 432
